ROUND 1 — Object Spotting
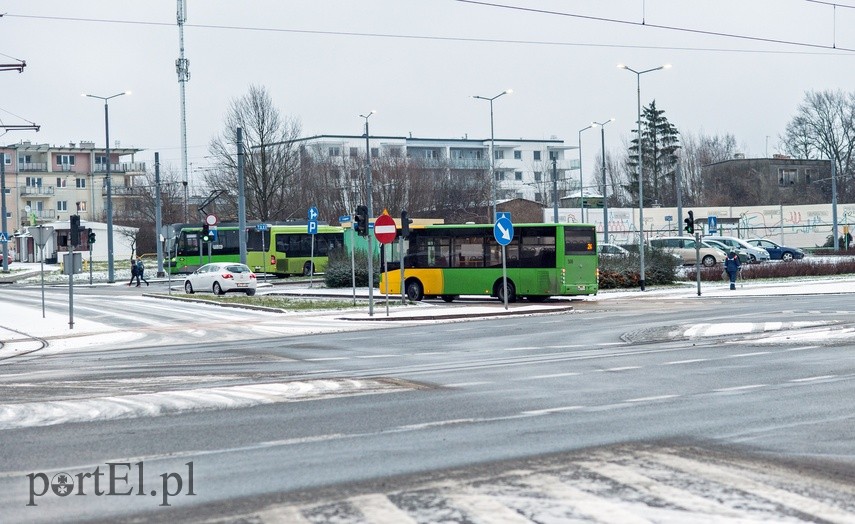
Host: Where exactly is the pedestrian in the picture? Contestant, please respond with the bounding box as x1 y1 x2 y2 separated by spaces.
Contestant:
136 257 149 287
724 248 741 290
128 256 140 286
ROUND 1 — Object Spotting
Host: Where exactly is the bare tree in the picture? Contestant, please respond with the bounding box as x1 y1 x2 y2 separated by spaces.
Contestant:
206 85 302 221
680 131 738 205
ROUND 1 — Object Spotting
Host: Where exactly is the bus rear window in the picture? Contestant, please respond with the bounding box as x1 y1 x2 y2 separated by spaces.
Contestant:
564 227 596 255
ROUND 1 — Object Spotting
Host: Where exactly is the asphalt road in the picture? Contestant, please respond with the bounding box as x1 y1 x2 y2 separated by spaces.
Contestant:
1 285 854 522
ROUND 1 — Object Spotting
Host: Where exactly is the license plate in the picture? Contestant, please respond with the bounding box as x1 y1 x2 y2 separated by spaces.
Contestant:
236 283 247 287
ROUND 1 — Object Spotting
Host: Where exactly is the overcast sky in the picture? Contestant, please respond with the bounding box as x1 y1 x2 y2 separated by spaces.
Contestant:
3 0 855 192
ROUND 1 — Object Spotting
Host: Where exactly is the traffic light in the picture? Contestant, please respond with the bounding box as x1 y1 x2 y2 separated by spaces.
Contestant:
202 223 210 242
88 231 96 244
684 210 694 235
354 205 368 236
69 214 81 246
401 209 413 239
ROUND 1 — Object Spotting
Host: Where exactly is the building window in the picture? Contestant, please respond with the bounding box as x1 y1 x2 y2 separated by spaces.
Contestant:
349 147 359 158
388 146 402 158
3 154 10 165
494 171 506 181
350 169 359 179
423 150 438 159
76 178 86 188
779 168 797 186
514 171 523 181
57 201 68 212
18 154 32 164
549 151 558 160
371 148 379 158
26 177 42 187
805 168 816 184
328 147 341 157
535 192 542 202
494 150 504 160
513 151 522 160
56 177 68 188
58 155 75 165
76 201 87 212
533 151 541 161
534 171 542 182
95 155 107 165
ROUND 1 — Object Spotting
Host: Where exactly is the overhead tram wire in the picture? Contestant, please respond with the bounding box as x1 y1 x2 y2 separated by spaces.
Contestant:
5 12 855 56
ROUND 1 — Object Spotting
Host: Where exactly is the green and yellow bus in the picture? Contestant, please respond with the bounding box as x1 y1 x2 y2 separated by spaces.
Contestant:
381 223 598 302
167 223 346 276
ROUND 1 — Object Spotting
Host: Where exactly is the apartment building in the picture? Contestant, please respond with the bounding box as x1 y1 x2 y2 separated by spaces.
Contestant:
294 134 579 203
1 140 146 231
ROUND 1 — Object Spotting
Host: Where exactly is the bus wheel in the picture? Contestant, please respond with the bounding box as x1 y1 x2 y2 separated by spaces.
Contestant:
440 295 457 303
405 279 424 301
495 280 517 303
302 262 313 276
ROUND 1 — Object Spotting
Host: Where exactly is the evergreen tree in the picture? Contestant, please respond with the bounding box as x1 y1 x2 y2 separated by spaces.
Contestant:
625 100 681 207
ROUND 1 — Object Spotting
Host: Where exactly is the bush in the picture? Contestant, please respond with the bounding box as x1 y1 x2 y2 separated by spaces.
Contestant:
599 247 679 289
324 247 380 288
683 257 855 282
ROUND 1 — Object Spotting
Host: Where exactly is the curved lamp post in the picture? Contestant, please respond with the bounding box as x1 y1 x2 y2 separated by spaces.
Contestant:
83 90 130 284
577 124 596 223
360 110 376 316
593 118 615 242
618 64 669 291
473 89 512 222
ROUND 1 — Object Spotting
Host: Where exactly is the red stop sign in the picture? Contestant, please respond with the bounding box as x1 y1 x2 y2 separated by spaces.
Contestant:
373 213 397 244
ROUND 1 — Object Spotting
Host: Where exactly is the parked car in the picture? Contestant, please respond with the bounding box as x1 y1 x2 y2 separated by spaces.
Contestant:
598 243 630 258
704 239 750 264
0 253 9 266
184 262 257 296
649 236 727 267
746 238 805 261
705 235 770 263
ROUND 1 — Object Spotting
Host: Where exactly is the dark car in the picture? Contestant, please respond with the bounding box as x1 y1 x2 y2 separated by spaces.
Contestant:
746 239 805 261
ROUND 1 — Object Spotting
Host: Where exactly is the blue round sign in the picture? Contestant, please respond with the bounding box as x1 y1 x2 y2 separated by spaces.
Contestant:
494 217 514 246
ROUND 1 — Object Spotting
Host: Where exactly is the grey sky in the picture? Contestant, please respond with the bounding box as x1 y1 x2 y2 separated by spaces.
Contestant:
2 0 854 191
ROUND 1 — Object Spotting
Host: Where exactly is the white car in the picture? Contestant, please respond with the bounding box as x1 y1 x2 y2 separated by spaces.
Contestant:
184 262 257 296
705 235 770 263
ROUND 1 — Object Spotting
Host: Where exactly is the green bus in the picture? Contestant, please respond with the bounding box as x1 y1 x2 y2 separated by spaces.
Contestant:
381 223 598 302
167 223 346 276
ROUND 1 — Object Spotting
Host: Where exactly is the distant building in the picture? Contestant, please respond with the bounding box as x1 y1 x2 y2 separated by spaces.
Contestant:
702 156 832 206
292 134 579 204
2 140 146 231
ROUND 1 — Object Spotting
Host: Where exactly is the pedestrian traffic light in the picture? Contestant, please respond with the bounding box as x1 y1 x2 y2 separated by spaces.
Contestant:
69 214 81 246
401 209 413 239
88 231 96 244
684 210 694 234
354 205 368 236
202 223 210 242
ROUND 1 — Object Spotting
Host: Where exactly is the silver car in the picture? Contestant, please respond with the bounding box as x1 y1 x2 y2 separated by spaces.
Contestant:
184 262 257 296
705 235 770 263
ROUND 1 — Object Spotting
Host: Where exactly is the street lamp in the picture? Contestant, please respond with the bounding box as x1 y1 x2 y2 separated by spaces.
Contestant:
593 118 615 242
473 89 512 221
618 63 670 291
577 124 595 223
83 90 130 283
360 110 376 316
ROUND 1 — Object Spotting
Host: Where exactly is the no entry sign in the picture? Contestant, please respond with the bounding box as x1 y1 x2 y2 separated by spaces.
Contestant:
373 213 397 244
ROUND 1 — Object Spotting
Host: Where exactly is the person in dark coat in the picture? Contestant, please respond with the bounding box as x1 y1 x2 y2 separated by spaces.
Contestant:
128 256 140 286
136 257 149 287
724 248 741 290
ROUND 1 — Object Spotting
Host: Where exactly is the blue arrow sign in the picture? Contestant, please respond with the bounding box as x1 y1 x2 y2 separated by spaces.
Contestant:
308 206 319 221
308 219 318 235
494 216 514 246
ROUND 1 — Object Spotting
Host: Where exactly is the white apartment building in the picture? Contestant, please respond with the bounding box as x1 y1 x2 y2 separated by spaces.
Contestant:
293 134 579 203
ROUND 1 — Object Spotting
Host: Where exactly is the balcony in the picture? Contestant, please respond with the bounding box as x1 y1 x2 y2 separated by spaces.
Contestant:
18 162 48 172
103 185 148 197
20 209 56 221
20 185 55 197
94 162 146 174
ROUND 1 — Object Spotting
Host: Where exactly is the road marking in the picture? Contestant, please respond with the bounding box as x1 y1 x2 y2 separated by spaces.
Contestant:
789 375 836 383
714 384 767 393
256 505 311 524
521 406 583 416
525 474 653 524
604 366 641 372
304 357 348 361
663 358 709 365
625 395 679 403
356 354 400 359
445 381 492 388
787 345 819 351
597 342 626 346
729 351 771 358
503 346 541 351
521 372 580 380
349 494 418 524
450 494 533 523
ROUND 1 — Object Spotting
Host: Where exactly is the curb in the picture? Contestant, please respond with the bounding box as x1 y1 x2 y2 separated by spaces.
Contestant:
337 305 575 321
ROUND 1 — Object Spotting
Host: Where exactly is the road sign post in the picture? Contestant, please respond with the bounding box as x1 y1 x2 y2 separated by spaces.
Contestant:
256 223 269 279
374 212 397 316
28 225 54 318
494 213 514 310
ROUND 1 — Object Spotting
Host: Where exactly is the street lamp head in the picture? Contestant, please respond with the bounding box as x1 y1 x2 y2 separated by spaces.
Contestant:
359 110 376 120
504 89 513 95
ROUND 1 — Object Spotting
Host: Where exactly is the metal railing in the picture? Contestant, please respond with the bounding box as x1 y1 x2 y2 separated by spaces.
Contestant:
20 185 55 196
